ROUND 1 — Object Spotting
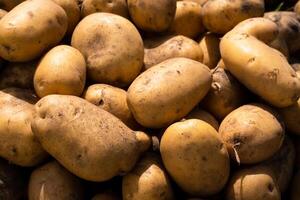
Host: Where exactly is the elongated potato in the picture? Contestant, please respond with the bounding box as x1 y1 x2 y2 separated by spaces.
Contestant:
71 13 143 87
160 119 230 196
185 107 219 130
127 57 212 128
144 35 203 70
28 161 84 200
219 104 284 164
122 153 174 200
31 95 151 181
0 88 47 166
279 98 300 135
0 0 68 62
220 17 300 107
198 33 221 69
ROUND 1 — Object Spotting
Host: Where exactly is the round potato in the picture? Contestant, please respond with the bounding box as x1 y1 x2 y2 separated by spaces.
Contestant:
185 107 219 130
28 161 84 200
169 1 205 39
198 33 221 69
291 170 300 200
279 98 300 135
127 57 212 128
0 88 47 166
71 13 143 87
122 153 174 200
160 119 230 196
34 45 86 98
144 35 203 70
219 104 284 164
31 95 151 181
127 0 176 32
0 0 68 62
81 0 128 18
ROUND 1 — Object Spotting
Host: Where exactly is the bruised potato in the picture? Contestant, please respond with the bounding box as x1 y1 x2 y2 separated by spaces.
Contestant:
0 0 68 62
185 107 219 130
71 13 143 87
127 57 212 128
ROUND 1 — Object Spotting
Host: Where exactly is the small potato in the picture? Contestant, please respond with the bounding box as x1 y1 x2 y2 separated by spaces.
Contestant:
71 13 144 87
219 104 285 164
279 98 300 135
160 119 230 196
144 35 203 70
0 60 37 89
0 88 47 166
201 67 248 120
83 84 138 129
127 57 212 128
0 0 25 11
202 0 265 34
0 0 68 62
226 167 281 200
291 170 300 200
122 153 174 200
34 45 86 98
185 107 219 130
31 95 151 181
81 0 128 18
127 0 176 32
198 33 221 69
28 161 84 200
169 1 205 39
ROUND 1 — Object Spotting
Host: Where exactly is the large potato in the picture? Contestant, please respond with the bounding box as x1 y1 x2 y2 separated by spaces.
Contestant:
31 95 151 181
219 104 284 164
71 13 143 87
0 0 68 62
160 119 230 196
127 57 212 128
279 98 300 135
0 88 47 166
28 161 84 200
291 170 300 200
127 0 176 32
185 107 219 130
34 45 86 98
198 33 221 69
220 17 300 107
144 35 203 70
122 153 174 200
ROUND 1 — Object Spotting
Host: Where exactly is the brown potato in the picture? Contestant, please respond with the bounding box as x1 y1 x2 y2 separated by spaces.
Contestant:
279 98 300 135
127 57 212 128
219 104 285 164
198 33 221 69
185 107 219 130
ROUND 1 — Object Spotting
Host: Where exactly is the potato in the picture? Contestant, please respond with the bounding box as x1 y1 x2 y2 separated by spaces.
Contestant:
181 0 208 6
201 67 248 120
0 8 7 19
127 0 176 32
0 88 47 166
220 17 300 107
295 0 300 14
0 0 68 62
169 1 205 39
34 45 86 98
0 0 25 11
28 161 84 200
122 153 174 200
219 104 284 164
202 0 265 34
83 84 138 129
92 193 120 200
127 57 211 128
185 107 219 130
198 33 221 69
81 0 128 18
52 0 81 36
31 95 151 181
160 119 230 196
144 35 203 70
0 60 37 89
226 167 281 200
291 170 300 200
279 98 300 135
71 13 143 87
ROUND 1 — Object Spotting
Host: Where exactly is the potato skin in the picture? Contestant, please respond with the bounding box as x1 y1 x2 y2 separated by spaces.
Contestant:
28 161 84 200
185 107 219 130
71 13 143 87
279 98 300 135
198 33 221 69
34 45 86 98
127 0 176 32
219 104 284 164
144 35 203 70
0 0 68 62
160 119 230 196
127 57 212 128
0 88 47 166
122 153 174 200
31 95 150 181
0 9 7 19
295 1 300 14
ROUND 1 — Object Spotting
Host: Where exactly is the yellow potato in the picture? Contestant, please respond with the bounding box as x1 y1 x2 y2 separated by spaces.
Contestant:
185 107 219 130
198 33 221 69
279 98 300 135
295 0 300 14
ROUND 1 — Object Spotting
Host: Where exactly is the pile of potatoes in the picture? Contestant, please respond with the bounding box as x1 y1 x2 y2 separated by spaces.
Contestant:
1 0 300 199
